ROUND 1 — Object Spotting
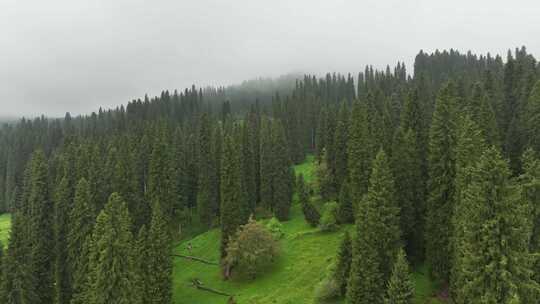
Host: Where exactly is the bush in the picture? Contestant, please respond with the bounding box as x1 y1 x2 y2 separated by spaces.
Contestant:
319 202 339 232
265 217 285 239
314 262 340 302
225 217 279 279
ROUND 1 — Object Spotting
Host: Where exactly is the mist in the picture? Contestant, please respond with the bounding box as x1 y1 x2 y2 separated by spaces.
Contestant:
1 0 539 117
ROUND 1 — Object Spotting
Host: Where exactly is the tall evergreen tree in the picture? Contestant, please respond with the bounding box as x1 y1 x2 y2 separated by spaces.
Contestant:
347 101 372 203
27 150 54 304
347 150 401 304
521 148 540 285
337 180 354 224
146 202 173 304
54 177 72 304
298 174 320 227
220 134 248 259
525 80 540 153
385 249 414 304
334 231 352 297
455 147 538 303
272 120 293 220
197 113 216 227
259 117 274 212
68 178 95 304
86 193 139 304
332 102 349 193
426 81 459 282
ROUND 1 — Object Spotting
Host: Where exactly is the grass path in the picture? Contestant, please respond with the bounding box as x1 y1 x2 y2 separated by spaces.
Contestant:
0 213 11 247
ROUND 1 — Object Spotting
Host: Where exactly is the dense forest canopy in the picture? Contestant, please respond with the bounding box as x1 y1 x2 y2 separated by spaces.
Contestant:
0 47 540 303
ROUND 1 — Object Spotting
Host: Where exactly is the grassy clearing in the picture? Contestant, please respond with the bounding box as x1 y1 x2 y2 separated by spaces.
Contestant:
172 155 444 303
0 213 11 247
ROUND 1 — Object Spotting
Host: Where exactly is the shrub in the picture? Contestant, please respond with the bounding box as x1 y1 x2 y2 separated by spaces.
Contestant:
266 217 285 239
225 217 279 279
319 202 339 232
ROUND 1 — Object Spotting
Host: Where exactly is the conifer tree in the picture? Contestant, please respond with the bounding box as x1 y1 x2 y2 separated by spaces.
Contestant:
298 174 320 227
456 147 538 303
260 117 274 212
133 226 149 304
146 202 173 304
220 134 248 258
272 120 293 220
337 180 354 224
333 102 349 192
385 249 414 304
27 150 54 304
391 128 423 262
450 115 487 298
54 177 73 304
468 83 500 147
68 178 95 304
521 148 540 285
426 81 459 282
86 193 139 304
197 113 216 227
525 80 540 153
334 231 352 297
347 101 372 202
347 150 401 304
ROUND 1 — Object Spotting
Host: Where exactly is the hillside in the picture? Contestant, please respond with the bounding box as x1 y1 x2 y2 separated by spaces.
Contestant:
171 156 443 304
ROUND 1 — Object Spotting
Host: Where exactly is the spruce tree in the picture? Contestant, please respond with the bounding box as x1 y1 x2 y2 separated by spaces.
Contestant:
259 117 274 212
347 101 372 203
27 150 54 304
347 150 401 304
272 120 292 220
521 148 540 285
86 193 139 304
334 231 352 297
146 202 173 304
390 127 423 262
133 226 149 304
54 177 72 304
525 80 540 153
426 81 459 282
337 180 354 224
220 134 248 259
298 174 320 227
197 113 216 227
68 178 95 304
385 249 414 304
333 102 349 193
456 147 538 303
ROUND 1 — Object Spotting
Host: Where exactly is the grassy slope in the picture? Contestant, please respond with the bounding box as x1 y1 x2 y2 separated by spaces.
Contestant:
172 155 443 304
0 213 11 247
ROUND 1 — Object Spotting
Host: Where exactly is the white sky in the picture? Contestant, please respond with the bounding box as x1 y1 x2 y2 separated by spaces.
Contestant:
1 0 539 116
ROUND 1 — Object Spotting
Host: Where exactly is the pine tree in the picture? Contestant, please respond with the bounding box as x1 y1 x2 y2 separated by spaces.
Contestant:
54 177 73 304
260 117 274 212
298 174 320 227
68 178 95 304
27 150 54 304
426 81 459 282
347 150 401 304
86 193 139 304
347 101 372 203
337 180 354 224
391 127 423 262
133 226 150 304
521 148 540 285
272 120 293 220
450 115 487 299
334 231 352 297
333 102 349 192
197 113 216 227
456 147 538 303
385 249 414 304
468 82 500 147
220 134 248 259
146 202 173 304
525 80 540 153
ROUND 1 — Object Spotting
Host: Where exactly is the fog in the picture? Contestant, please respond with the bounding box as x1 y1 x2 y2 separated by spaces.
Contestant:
1 0 539 117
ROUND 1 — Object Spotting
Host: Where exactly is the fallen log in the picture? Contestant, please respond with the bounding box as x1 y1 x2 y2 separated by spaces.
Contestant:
172 254 219 265
190 278 232 297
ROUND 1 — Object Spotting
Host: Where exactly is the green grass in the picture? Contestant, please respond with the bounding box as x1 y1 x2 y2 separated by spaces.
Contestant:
0 213 11 247
172 155 444 304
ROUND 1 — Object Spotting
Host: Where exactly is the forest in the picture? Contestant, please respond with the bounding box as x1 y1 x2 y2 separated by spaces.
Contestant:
0 47 539 304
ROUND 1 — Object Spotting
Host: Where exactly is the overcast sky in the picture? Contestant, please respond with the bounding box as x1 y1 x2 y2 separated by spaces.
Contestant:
1 0 539 117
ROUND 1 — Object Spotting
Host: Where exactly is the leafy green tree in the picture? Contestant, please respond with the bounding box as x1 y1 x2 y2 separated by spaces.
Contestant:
86 193 140 304
385 249 414 304
334 232 352 296
426 81 459 282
